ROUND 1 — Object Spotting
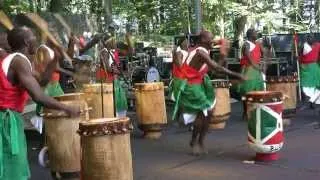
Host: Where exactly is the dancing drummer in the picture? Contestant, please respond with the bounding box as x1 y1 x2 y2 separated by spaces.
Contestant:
170 30 245 155
97 37 128 117
170 35 189 123
237 29 265 120
32 32 78 130
298 34 320 110
0 26 80 180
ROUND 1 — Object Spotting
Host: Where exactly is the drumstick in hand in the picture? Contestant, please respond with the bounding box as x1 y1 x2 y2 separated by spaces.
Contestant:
0 11 14 30
24 13 73 65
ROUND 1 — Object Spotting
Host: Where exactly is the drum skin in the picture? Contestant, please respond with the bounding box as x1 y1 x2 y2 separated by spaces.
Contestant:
82 83 114 119
78 118 133 180
244 91 284 156
134 82 167 139
266 76 298 117
210 80 231 129
43 94 89 173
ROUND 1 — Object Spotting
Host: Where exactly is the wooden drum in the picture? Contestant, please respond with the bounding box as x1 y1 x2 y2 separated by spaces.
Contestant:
243 91 284 161
134 82 167 139
210 79 231 129
82 83 114 119
78 117 133 180
266 75 298 118
43 93 89 174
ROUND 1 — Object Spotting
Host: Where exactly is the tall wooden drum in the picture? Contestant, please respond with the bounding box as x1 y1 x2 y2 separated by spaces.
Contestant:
134 82 167 139
78 117 133 180
210 79 231 129
82 83 114 118
244 91 284 161
266 75 298 118
43 93 89 175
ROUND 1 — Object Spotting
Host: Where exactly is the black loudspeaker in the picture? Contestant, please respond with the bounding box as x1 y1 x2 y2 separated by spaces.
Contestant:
135 42 144 53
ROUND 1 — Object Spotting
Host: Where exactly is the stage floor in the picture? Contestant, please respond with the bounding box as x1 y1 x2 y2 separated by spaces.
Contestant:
25 102 320 180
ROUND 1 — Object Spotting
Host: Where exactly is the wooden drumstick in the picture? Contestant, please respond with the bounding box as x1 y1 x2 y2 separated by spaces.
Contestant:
0 11 14 30
24 13 73 65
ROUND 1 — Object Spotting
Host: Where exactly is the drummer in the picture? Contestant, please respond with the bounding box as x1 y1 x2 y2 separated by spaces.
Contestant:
170 30 245 155
298 34 320 110
33 32 78 120
97 37 128 117
170 36 189 122
237 29 266 120
0 26 80 180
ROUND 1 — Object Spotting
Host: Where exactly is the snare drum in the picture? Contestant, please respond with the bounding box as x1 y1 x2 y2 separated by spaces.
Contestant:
134 82 167 139
266 75 298 118
43 93 89 174
244 91 284 161
210 80 231 129
78 117 133 180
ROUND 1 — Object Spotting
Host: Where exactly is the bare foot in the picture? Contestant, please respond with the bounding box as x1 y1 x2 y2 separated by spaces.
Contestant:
189 139 196 147
199 144 208 155
191 144 201 156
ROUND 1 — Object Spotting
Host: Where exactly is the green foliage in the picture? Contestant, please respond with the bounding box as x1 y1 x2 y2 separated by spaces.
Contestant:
1 0 318 43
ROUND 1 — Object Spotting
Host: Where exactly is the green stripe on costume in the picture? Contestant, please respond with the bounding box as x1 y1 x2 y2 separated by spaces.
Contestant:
170 75 215 119
114 79 128 112
0 110 30 180
237 66 264 96
169 78 187 120
36 81 64 114
300 62 320 88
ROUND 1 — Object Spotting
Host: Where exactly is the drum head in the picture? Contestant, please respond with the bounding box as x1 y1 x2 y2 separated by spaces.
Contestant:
146 67 160 83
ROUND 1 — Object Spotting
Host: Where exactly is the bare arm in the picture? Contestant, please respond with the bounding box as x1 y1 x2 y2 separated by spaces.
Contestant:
67 35 76 57
172 49 184 67
100 50 112 73
197 50 244 80
125 32 134 55
37 47 59 86
12 56 79 116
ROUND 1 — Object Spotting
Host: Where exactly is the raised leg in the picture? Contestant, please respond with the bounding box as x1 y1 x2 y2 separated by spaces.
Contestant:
242 101 247 121
190 113 202 156
199 111 211 154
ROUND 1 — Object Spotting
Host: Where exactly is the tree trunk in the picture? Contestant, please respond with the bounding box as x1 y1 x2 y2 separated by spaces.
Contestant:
194 0 201 33
316 0 320 31
219 15 225 38
0 0 4 9
49 0 66 12
103 0 112 27
28 0 33 12
233 16 247 41
36 0 41 12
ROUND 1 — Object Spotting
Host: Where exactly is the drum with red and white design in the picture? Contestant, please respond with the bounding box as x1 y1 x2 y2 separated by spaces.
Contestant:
244 91 284 161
